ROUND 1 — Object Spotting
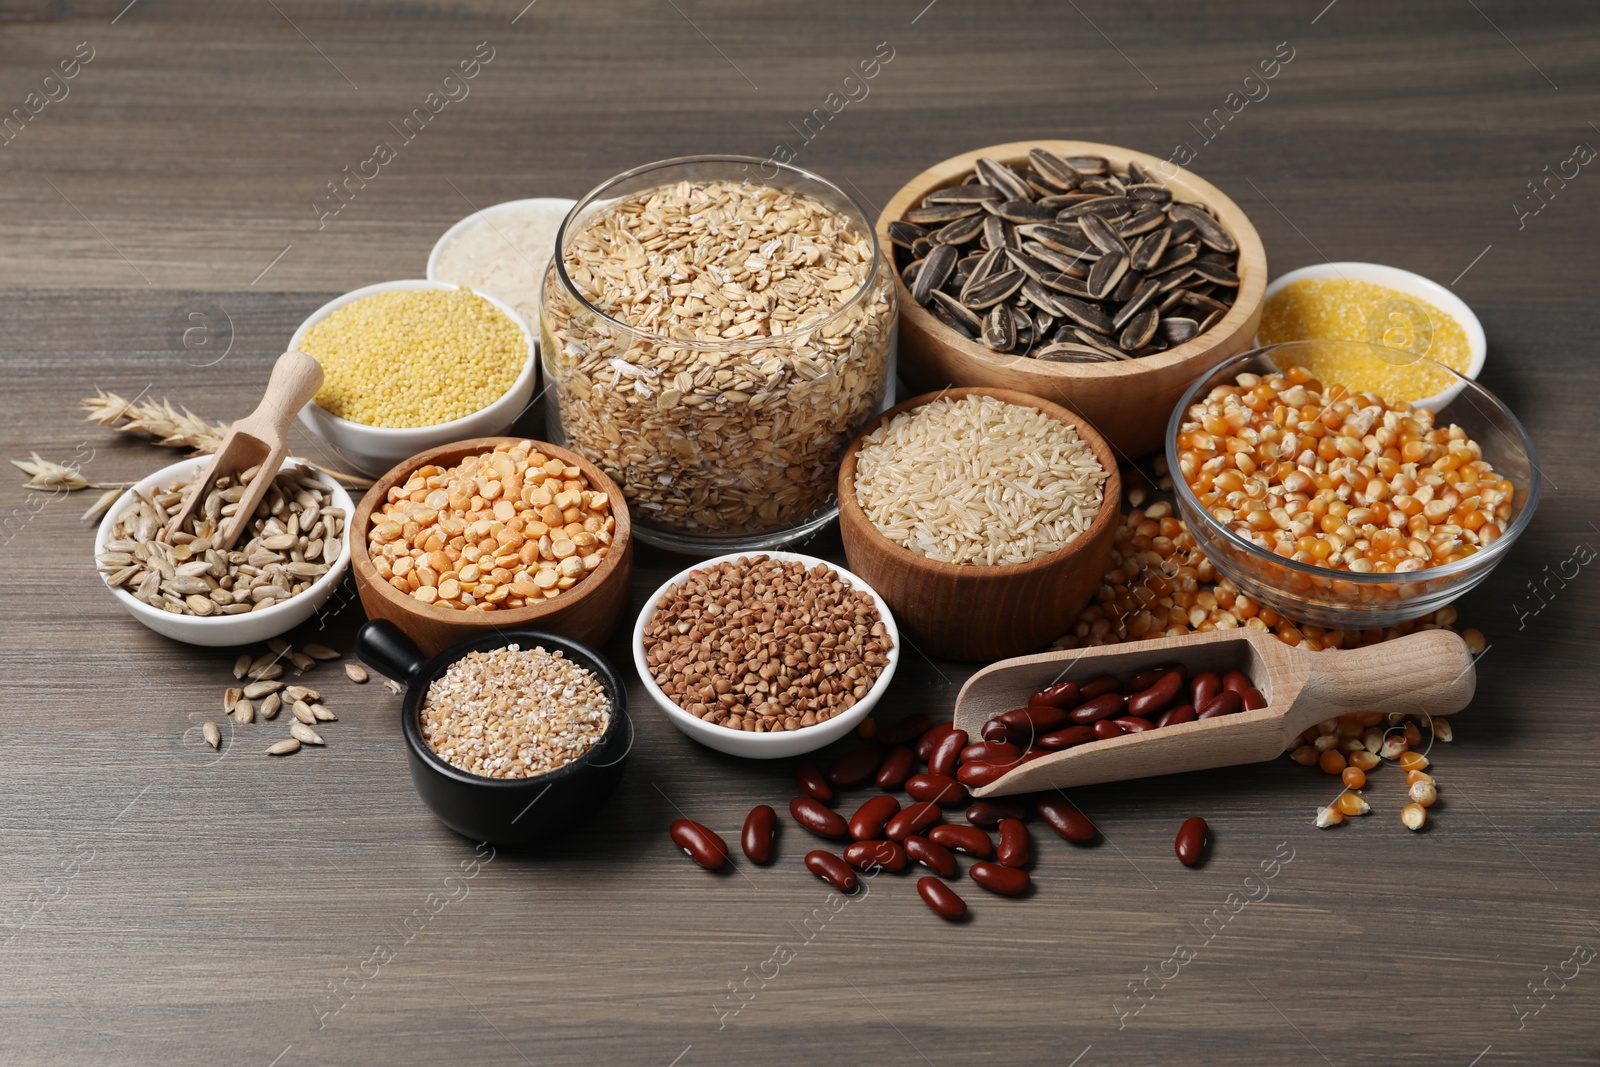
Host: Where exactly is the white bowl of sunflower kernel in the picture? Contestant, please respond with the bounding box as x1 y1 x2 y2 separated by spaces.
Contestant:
292 279 537 475
350 436 633 657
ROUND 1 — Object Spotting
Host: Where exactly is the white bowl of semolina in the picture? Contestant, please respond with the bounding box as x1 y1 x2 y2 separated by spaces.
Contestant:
292 279 537 475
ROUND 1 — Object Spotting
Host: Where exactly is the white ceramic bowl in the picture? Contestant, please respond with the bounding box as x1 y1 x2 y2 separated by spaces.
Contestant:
292 279 537 475
1261 261 1486 409
94 455 354 647
633 551 902 759
426 197 576 326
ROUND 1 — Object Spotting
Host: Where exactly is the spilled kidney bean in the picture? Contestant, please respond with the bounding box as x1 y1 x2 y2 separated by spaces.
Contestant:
1190 670 1221 710
928 728 968 778
795 762 834 804
965 799 1028 827
1028 679 1080 709
906 773 968 807
1222 669 1252 696
885 800 942 841
961 741 1021 764
670 819 729 869
1175 817 1210 867
1077 675 1125 701
1035 796 1098 844
845 839 908 872
877 713 932 746
917 876 968 920
805 849 858 892
969 861 1031 896
996 818 1032 868
1068 693 1126 725
789 796 849 840
1155 704 1197 728
741 805 778 864
1197 691 1243 719
829 745 881 788
916 722 957 761
1092 719 1127 740
929 824 993 859
905 835 958 877
1038 725 1096 750
848 795 901 841
1127 669 1184 718
874 744 916 791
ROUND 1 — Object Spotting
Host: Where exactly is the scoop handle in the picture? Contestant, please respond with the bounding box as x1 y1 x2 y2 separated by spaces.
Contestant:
1293 629 1476 726
238 350 324 441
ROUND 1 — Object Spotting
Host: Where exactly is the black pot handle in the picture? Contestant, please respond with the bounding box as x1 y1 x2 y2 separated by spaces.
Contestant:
356 620 427 689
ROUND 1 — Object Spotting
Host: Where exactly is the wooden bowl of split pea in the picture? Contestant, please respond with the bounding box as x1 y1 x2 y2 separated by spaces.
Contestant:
292 279 538 476
351 436 633 657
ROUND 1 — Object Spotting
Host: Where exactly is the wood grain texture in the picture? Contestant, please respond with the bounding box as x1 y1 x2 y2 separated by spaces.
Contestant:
877 140 1268 456
1 2 1598 1065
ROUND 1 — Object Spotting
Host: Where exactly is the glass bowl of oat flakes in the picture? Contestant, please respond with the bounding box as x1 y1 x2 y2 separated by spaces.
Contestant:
541 156 897 553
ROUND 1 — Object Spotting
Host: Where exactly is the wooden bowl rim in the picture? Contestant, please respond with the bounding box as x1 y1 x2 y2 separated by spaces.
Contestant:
837 386 1123 580
876 139 1267 380
351 436 633 628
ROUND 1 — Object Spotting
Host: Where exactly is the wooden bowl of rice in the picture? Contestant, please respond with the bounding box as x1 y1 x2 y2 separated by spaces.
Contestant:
837 387 1121 662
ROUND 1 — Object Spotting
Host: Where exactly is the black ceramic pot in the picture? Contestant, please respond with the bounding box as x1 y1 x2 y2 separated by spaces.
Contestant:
356 619 630 846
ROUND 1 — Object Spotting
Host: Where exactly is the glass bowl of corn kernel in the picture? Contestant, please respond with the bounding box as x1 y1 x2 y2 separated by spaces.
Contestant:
1166 342 1539 628
292 279 537 475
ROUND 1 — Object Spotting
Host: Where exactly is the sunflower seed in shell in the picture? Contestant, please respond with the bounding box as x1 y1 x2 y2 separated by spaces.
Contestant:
292 700 317 724
1057 197 1132 221
1199 308 1225 333
981 215 1013 252
1161 317 1201 344
1036 342 1117 363
1129 185 1173 205
1005 248 1055 285
290 722 325 746
1168 202 1238 253
1087 252 1129 300
975 158 1034 202
1119 308 1159 351
961 268 1025 309
1065 155 1109 175
1071 328 1130 358
1113 278 1163 329
267 738 300 756
909 236 932 259
1022 223 1096 256
232 654 251 680
1181 289 1233 316
1029 148 1079 190
345 662 369 684
929 300 976 338
926 183 1002 204
1190 261 1241 287
1079 213 1128 255
1109 270 1144 304
983 304 1019 352
232 699 254 725
1129 227 1171 272
901 258 923 289
1117 207 1168 238
911 244 958 305
930 289 984 334
905 203 982 226
887 220 929 249
995 199 1056 224
312 705 337 722
1150 241 1199 275
1020 278 1064 316
1053 295 1116 334
1027 246 1093 281
932 213 986 247
203 721 221 750
968 246 1006 287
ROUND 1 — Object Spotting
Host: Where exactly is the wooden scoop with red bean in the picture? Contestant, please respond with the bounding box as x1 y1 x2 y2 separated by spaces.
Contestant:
951 628 1475 796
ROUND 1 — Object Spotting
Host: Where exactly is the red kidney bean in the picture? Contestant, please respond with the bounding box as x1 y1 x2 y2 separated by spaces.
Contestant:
969 860 1031 896
956 760 1011 788
874 744 916 791
828 745 881 788
1020 746 1052 764
965 799 1029 827
1068 693 1126 725
669 819 728 869
1037 725 1096 750
1113 716 1157 733
1155 704 1197 728
1222 669 1252 695
996 818 1032 868
979 718 1012 745
885 801 942 841
848 795 901 841
1189 670 1221 710
1078 675 1125 701
1092 718 1128 740
1128 665 1167 692
789 796 849 840
906 773 968 807
917 876 967 920
905 835 958 877
795 762 834 804
928 728 969 778
805 849 858 892
917 722 957 761
877 713 932 746
1197 691 1243 719
1175 817 1210 867
998 705 1070 735
961 741 1021 764
1035 796 1098 844
1127 669 1184 718
1028 679 1080 709
928 824 993 859
844 839 908 872
1241 687 1267 711
741 805 778 864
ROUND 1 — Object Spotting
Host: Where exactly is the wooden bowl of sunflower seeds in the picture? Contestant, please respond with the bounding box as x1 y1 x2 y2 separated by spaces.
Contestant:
877 140 1267 457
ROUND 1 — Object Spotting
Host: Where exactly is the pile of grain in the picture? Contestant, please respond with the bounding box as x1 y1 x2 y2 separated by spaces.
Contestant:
852 394 1107 566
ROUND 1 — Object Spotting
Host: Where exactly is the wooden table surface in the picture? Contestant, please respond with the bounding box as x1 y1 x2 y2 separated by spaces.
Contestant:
2 2 1596 1064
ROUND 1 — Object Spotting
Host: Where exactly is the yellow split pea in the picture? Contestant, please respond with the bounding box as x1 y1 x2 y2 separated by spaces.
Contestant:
301 287 526 428
1259 279 1472 403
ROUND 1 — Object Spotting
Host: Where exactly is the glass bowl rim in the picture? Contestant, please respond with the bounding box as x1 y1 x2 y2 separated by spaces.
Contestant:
546 154 886 350
1164 340 1542 586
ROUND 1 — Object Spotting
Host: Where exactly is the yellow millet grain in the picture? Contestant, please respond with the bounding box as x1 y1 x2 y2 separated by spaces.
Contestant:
1259 279 1472 403
302 288 526 428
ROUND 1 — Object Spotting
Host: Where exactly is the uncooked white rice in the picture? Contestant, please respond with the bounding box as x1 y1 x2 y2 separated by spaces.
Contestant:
852 394 1108 566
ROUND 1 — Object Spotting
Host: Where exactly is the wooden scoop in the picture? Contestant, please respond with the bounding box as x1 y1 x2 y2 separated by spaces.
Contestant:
167 351 324 550
952 628 1475 797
